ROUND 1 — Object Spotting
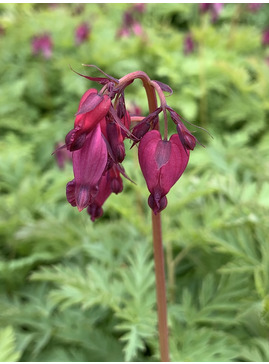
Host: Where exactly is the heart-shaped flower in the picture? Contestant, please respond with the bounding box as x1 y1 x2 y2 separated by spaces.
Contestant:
138 130 190 213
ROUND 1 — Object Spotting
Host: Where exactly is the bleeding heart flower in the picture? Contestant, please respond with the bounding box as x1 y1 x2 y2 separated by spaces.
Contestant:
66 124 107 212
65 88 111 151
138 130 190 214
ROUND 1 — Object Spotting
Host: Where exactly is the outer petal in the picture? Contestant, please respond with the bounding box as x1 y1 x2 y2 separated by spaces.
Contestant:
72 124 107 211
74 91 111 134
159 134 190 195
138 130 161 193
87 172 112 222
66 179 76 207
73 123 107 186
138 131 190 214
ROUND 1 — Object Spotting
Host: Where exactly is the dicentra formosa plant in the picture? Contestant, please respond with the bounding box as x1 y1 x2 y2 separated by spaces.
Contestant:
59 65 202 362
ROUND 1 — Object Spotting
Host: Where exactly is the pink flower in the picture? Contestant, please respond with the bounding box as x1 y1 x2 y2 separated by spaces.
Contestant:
138 130 190 214
262 29 269 46
200 3 223 22
75 22 90 45
248 3 262 12
65 88 111 151
66 124 108 212
117 5 145 38
31 33 53 59
184 33 195 55
61 65 198 220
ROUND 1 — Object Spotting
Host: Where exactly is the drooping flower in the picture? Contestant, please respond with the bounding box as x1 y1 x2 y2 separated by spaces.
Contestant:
200 3 223 22
61 65 200 220
31 33 53 59
75 22 90 45
167 107 197 151
248 3 262 12
116 4 145 38
184 33 195 55
138 130 190 214
66 124 108 212
65 88 111 151
262 29 269 46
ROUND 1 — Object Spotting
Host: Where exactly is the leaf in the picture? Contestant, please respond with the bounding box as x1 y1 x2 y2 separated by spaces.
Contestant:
0 326 21 362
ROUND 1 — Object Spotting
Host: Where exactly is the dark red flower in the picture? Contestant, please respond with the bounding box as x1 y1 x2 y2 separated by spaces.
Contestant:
248 3 262 12
138 130 190 214
200 3 223 22
31 33 53 59
262 29 269 46
66 124 108 212
75 22 90 45
65 88 111 151
184 33 195 55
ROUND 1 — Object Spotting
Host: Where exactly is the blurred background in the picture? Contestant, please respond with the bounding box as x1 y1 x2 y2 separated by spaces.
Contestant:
1 3 269 362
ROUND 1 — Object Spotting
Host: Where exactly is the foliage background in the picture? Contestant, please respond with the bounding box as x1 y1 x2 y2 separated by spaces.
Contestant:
0 3 269 362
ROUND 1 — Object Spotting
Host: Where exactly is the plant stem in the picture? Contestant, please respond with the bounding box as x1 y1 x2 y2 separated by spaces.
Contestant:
152 211 170 362
119 71 170 361
141 76 170 362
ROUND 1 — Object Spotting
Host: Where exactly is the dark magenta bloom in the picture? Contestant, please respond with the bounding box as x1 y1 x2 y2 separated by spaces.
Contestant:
262 29 269 46
200 3 223 22
31 33 53 59
65 88 111 151
61 65 201 221
75 22 90 45
66 124 108 212
138 130 190 214
248 3 262 12
184 33 195 55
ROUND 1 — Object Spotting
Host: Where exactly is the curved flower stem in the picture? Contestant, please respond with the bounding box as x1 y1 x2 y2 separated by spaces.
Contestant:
118 71 170 361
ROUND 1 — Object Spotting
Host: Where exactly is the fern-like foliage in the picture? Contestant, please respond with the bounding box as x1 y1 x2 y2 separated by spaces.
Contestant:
0 326 21 362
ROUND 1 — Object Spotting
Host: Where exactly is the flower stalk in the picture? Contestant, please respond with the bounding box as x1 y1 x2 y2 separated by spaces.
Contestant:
142 76 170 361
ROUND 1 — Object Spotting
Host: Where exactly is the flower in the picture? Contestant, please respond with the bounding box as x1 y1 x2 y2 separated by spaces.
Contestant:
65 88 111 151
61 65 200 220
262 29 269 46
248 3 262 12
117 4 145 38
184 33 195 55
200 3 223 22
66 124 108 212
138 130 190 214
31 33 53 59
75 22 90 45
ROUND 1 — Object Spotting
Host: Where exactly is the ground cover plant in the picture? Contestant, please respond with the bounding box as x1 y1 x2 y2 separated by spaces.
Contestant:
0 3 269 362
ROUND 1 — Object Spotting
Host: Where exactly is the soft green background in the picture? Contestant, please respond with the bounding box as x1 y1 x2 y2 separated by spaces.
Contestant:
0 3 269 362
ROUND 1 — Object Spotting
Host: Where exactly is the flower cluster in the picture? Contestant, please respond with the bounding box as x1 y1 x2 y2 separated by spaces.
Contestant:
61 66 198 220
